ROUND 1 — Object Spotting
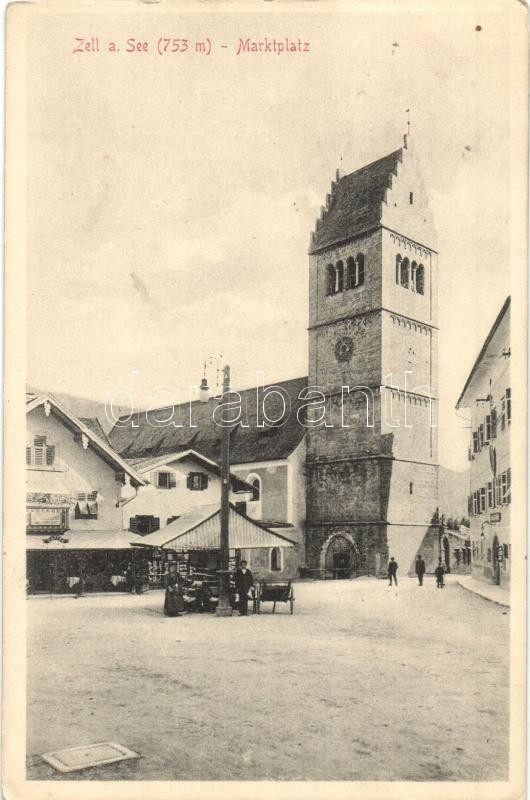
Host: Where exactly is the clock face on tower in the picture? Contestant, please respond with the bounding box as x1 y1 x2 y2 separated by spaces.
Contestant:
335 336 354 362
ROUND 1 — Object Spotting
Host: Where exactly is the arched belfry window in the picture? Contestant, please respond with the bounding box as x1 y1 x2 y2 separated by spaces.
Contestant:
400 257 410 289
346 254 365 289
326 264 336 296
395 254 402 284
336 261 344 293
356 253 365 287
346 257 356 289
416 265 425 295
410 261 418 292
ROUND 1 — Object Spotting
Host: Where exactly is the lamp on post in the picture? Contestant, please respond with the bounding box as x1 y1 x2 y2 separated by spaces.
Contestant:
200 357 233 617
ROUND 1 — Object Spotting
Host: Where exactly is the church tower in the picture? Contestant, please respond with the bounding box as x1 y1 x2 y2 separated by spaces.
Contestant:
305 132 439 577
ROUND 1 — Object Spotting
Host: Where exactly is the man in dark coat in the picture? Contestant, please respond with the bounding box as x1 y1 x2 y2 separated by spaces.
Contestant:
415 554 426 586
387 556 398 586
434 559 445 588
234 560 254 616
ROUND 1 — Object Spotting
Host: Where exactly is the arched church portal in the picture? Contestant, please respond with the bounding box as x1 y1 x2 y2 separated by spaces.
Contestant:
321 533 359 579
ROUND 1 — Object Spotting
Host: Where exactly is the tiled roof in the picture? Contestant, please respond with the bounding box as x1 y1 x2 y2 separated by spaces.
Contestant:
310 149 402 253
109 376 308 464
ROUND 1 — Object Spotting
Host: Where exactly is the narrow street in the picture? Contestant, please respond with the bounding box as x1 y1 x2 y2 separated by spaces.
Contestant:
27 577 509 781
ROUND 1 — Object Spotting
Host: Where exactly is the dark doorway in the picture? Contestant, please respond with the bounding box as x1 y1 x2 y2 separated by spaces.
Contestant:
324 535 359 579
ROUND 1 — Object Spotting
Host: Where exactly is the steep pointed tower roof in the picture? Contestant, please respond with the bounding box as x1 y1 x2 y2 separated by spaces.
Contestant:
309 147 403 254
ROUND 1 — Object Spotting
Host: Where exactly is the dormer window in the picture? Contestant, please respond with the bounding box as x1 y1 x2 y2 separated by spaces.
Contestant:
26 435 55 468
187 472 208 491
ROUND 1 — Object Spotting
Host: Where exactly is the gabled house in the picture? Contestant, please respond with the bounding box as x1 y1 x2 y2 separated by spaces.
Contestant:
123 449 254 533
456 297 511 587
26 388 146 593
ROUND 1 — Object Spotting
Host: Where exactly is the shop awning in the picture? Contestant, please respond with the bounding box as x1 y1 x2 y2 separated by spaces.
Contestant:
26 530 145 551
132 504 296 552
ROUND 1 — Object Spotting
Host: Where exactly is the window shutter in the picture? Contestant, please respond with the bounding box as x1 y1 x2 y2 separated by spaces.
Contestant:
201 474 208 490
186 474 193 489
46 445 55 466
26 447 31 465
491 409 497 438
168 472 177 489
152 471 159 487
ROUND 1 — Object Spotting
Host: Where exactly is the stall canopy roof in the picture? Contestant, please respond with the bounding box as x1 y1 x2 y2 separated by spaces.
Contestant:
26 530 145 551
132 504 296 551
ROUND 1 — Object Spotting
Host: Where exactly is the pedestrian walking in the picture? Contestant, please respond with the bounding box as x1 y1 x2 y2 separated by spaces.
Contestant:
387 557 398 586
415 554 426 586
434 559 445 588
163 575 185 616
234 560 254 616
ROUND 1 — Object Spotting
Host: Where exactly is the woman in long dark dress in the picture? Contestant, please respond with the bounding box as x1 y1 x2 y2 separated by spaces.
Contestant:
164 576 184 617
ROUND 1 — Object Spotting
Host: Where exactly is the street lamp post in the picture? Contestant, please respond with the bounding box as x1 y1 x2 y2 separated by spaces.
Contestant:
200 359 233 617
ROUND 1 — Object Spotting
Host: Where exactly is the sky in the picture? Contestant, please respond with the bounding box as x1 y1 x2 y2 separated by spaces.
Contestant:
25 1 514 471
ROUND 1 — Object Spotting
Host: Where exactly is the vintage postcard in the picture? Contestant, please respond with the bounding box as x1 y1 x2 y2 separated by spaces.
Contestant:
3 1 527 798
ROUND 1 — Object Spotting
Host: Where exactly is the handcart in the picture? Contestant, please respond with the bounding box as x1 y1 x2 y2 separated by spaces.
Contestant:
256 580 294 614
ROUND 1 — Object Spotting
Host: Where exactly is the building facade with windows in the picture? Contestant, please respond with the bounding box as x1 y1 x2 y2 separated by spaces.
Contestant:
124 449 253 533
26 389 147 593
456 297 511 587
